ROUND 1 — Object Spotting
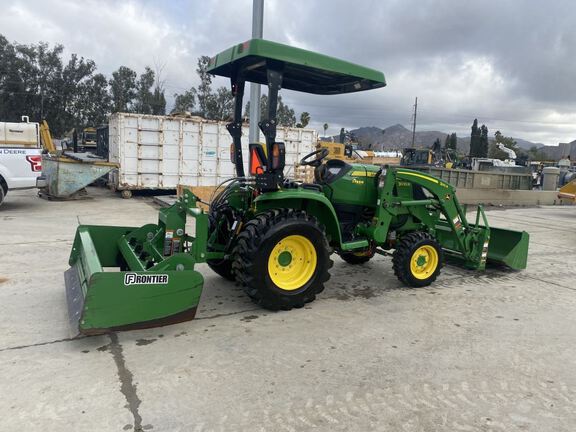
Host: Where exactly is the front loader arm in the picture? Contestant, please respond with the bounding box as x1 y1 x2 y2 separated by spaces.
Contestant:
371 168 489 269
393 169 469 231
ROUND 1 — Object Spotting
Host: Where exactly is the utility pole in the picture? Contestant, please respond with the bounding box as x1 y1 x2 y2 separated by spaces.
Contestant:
249 0 264 143
40 89 44 120
411 97 418 147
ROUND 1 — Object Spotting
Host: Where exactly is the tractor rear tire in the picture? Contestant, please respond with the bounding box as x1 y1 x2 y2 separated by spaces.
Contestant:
340 242 376 265
207 258 234 281
206 213 235 281
232 209 332 310
392 232 443 287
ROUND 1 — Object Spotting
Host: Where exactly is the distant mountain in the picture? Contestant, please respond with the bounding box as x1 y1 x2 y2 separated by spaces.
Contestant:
514 138 545 151
335 124 545 154
349 124 450 151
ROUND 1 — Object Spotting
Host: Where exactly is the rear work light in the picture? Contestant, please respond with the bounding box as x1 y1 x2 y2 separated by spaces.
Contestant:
26 155 42 172
230 143 236 164
271 142 286 171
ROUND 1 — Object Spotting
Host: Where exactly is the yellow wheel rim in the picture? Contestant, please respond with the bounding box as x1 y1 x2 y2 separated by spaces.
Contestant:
410 245 439 280
268 235 317 290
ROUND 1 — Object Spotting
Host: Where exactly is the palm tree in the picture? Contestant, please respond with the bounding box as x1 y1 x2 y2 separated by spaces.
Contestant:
299 112 311 128
323 123 329 137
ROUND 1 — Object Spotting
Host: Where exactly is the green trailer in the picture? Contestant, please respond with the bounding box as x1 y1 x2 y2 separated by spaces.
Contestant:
65 39 529 336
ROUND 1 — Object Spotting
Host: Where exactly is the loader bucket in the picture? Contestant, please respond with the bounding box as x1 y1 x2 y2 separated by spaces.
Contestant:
435 205 529 271
65 225 204 337
485 227 529 270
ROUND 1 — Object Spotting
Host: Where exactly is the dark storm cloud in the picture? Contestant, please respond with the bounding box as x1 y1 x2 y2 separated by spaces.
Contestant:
1 0 574 144
269 0 576 104
261 0 576 143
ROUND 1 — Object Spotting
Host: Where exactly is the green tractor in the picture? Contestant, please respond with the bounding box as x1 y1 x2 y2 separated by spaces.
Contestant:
65 39 529 336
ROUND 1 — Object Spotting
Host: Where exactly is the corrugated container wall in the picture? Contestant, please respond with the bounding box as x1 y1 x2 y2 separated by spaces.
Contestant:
108 113 317 191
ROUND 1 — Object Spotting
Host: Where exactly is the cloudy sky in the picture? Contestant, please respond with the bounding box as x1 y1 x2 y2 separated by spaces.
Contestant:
1 0 575 145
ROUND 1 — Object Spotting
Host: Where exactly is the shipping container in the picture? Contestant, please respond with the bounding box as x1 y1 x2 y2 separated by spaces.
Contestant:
413 166 533 190
108 113 317 192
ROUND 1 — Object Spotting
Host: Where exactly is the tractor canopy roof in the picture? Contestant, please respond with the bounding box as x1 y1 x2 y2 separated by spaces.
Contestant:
207 39 386 95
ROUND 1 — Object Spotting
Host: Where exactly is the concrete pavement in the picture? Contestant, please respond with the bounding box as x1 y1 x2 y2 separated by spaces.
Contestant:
1 188 576 431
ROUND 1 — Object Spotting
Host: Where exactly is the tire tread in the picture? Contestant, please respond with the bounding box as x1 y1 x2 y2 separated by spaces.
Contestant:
232 209 332 310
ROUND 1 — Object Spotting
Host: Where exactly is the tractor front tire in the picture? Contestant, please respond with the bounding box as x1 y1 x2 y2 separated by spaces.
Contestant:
392 232 443 287
232 209 332 310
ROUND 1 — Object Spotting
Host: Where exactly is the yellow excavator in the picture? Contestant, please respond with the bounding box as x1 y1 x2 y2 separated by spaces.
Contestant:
401 147 455 168
315 141 401 165
81 127 97 150
316 140 356 161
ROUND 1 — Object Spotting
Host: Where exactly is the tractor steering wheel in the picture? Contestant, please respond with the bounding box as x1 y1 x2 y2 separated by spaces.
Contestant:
300 148 329 167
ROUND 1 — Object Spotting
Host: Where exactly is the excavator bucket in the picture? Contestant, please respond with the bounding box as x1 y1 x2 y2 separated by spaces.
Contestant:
65 191 207 337
485 227 529 270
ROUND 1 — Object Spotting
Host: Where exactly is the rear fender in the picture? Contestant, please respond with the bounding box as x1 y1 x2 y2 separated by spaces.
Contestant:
254 190 342 246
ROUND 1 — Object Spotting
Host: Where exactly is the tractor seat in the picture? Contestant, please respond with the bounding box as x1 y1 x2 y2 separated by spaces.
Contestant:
314 159 352 185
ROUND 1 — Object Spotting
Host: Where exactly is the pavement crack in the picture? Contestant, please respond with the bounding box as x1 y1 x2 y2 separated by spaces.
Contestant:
108 333 145 432
195 307 260 320
523 274 576 291
0 336 84 353
0 239 72 246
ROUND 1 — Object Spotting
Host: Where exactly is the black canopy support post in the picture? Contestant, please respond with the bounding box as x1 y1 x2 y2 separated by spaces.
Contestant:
226 75 246 177
259 62 284 172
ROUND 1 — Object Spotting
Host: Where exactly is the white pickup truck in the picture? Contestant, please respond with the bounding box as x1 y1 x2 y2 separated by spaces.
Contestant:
0 117 43 207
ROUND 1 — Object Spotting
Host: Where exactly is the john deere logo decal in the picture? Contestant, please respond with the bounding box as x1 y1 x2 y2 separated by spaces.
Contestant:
124 273 169 285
